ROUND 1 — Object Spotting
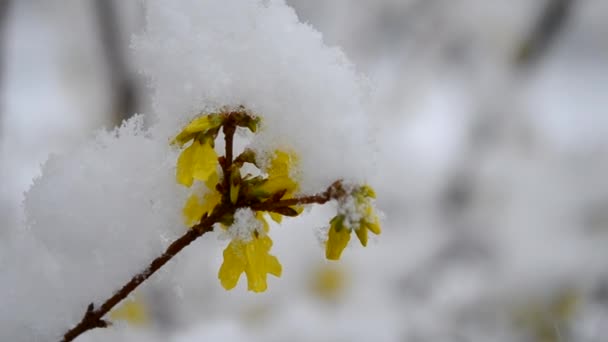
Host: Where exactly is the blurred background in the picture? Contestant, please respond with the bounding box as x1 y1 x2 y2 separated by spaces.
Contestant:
2 1 608 341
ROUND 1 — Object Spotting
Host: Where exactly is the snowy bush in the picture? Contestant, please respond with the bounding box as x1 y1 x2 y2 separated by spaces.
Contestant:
1 0 381 341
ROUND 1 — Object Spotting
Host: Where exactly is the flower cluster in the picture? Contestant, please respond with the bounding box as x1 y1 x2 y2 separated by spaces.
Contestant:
326 185 381 260
172 110 381 292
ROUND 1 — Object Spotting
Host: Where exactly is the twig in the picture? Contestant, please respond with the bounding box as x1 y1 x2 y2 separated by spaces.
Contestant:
60 113 342 341
93 0 139 124
249 180 344 212
61 209 224 341
515 0 575 67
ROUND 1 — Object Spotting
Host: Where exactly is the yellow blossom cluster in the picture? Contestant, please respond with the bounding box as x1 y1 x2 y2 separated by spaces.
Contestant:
172 112 381 292
173 113 301 292
325 185 381 260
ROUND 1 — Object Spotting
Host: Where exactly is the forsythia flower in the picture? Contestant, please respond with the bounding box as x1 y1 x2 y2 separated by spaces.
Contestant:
255 150 301 223
325 185 381 260
176 139 218 187
173 115 222 187
172 112 379 293
256 150 299 198
172 114 223 147
218 214 282 292
182 170 221 226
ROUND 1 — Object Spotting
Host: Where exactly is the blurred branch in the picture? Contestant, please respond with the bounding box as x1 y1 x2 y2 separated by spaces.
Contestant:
441 0 577 217
0 0 12 134
515 0 575 67
93 0 138 125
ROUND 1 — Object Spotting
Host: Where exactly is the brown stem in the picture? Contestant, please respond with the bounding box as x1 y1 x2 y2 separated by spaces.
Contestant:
61 208 228 342
515 0 575 67
249 180 345 211
221 115 237 204
60 181 342 341
60 111 344 341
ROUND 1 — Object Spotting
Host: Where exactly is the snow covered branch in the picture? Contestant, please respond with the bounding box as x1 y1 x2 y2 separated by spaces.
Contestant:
61 110 373 341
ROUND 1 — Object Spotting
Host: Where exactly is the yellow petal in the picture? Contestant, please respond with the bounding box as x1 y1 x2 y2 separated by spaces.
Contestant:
269 212 283 224
218 235 282 292
182 190 222 228
176 142 197 187
218 241 246 290
192 141 218 182
358 185 376 199
326 218 351 261
267 150 294 177
260 150 299 196
205 168 220 190
109 295 148 326
244 236 282 292
256 176 297 197
177 139 218 187
183 194 205 227
255 212 270 232
365 216 381 235
172 115 221 146
229 169 241 204
354 225 368 247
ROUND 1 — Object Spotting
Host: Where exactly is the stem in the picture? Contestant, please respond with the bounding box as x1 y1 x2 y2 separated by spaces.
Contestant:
221 115 237 204
61 207 228 342
60 111 344 341
249 180 345 211
515 0 575 67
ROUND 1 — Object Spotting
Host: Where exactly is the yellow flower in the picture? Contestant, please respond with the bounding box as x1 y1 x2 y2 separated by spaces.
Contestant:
172 114 222 147
173 114 223 187
254 150 299 200
354 206 381 247
182 171 221 227
218 233 282 293
325 185 382 260
326 216 351 260
176 139 218 187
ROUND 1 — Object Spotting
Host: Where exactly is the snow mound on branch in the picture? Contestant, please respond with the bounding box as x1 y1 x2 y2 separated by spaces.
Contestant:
8 1 377 340
134 0 375 193
6 116 187 341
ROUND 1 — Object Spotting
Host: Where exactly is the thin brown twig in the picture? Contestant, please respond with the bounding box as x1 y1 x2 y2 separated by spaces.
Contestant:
61 208 226 342
61 112 344 341
249 181 345 212
221 114 237 204
60 185 336 341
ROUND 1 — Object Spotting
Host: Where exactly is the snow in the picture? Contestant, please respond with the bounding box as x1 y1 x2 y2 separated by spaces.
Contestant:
133 0 374 194
2 0 608 341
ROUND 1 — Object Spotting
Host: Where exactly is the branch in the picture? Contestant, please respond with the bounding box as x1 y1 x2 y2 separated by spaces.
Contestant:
220 115 237 204
515 0 575 67
93 0 139 124
61 111 345 341
61 208 226 342
60 182 340 341
249 180 345 212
